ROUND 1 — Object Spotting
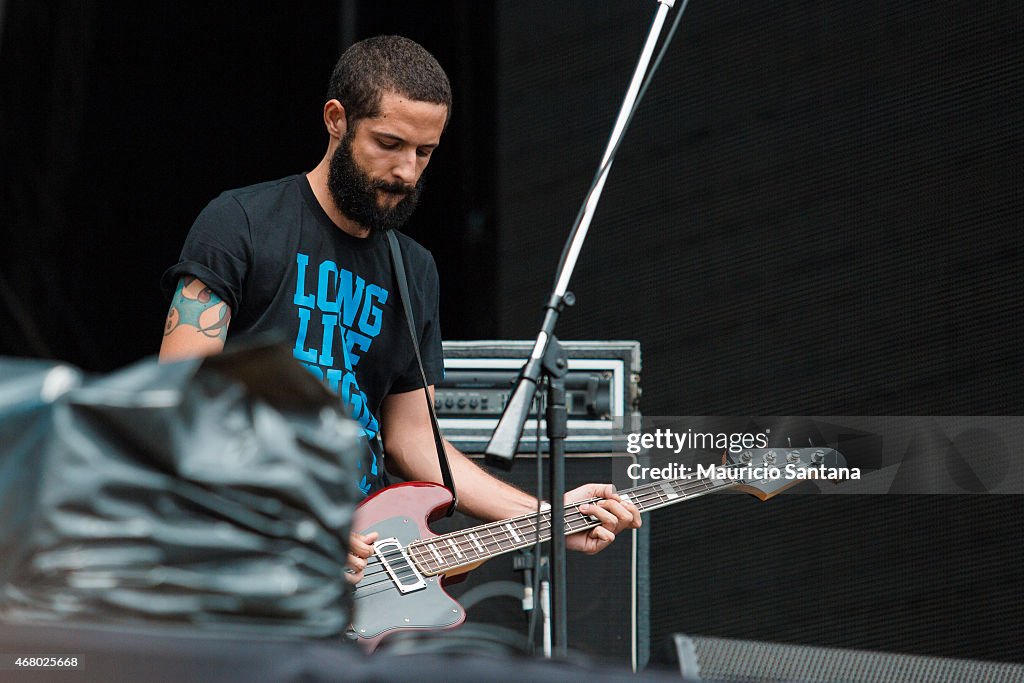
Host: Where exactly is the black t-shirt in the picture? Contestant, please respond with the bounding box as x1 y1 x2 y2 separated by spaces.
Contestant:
162 174 444 495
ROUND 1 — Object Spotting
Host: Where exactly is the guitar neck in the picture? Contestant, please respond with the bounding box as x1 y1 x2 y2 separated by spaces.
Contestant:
406 473 737 576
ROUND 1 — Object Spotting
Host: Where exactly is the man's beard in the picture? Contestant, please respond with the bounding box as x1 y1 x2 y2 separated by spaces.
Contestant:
327 133 424 234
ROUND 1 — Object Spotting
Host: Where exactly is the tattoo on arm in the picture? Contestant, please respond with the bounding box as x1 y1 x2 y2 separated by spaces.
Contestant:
163 277 231 341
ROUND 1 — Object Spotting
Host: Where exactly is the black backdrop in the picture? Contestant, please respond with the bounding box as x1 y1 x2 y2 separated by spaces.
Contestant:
2 0 1022 669
489 1 1024 666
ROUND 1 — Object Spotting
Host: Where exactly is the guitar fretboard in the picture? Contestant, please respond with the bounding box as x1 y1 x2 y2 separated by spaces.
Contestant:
406 472 738 576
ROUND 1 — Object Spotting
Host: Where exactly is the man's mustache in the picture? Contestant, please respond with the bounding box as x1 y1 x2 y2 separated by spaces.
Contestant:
375 181 415 196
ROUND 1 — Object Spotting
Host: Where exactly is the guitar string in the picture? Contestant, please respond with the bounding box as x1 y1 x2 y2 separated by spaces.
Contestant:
354 509 583 591
353 547 417 586
405 508 582 573
398 475 723 576
411 501 594 562
354 480 709 592
355 495 720 594
358 477 713 585
399 456 782 573
366 472 713 563
355 458 806 598
353 519 539 589
356 466 794 602
354 469 746 590
354 493 658 594
401 474 725 575
413 472 720 552
355 497 636 594
354 559 403 586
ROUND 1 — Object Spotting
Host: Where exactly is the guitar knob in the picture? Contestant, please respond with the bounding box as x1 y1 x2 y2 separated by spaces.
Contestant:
786 450 801 464
763 450 777 465
811 449 826 463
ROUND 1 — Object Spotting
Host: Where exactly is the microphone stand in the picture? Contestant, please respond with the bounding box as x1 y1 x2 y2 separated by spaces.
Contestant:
485 0 679 658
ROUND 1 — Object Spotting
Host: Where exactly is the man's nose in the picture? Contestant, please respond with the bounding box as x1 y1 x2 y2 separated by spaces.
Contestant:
392 149 418 185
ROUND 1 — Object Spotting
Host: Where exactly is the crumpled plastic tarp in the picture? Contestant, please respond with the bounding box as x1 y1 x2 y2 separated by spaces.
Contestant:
0 344 362 638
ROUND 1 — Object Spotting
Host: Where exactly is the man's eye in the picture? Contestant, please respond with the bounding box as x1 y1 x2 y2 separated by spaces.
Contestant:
378 140 399 150
417 148 432 158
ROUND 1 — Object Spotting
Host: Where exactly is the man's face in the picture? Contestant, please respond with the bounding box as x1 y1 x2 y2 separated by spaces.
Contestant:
328 91 447 234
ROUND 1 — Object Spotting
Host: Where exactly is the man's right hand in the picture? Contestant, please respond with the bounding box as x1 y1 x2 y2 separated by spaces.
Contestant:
346 531 378 585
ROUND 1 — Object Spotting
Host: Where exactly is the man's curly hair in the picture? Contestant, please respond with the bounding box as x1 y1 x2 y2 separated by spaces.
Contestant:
326 35 452 128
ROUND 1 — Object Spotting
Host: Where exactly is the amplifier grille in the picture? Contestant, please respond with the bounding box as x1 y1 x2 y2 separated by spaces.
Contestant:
672 635 1024 683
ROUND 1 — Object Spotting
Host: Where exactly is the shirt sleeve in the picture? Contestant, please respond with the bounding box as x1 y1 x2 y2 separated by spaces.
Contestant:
160 193 252 314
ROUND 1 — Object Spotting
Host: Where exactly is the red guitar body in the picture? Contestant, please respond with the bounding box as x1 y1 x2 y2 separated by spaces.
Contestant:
349 482 466 652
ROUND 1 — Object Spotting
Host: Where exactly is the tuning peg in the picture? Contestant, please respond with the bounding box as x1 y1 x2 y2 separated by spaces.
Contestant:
763 450 777 465
811 449 826 464
786 450 801 464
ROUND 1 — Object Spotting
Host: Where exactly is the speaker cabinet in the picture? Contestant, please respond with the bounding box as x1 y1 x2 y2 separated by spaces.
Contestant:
430 452 648 670
664 634 1024 683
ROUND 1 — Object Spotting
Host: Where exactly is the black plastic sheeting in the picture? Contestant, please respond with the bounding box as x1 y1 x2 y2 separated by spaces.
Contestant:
0 344 363 638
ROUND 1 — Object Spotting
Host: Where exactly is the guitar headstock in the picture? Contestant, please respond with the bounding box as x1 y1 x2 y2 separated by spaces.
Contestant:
721 448 849 500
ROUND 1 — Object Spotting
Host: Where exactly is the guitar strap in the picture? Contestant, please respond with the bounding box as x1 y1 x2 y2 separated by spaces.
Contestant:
386 230 458 516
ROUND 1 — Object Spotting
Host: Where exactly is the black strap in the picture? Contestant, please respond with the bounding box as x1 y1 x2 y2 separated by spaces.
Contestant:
386 231 458 516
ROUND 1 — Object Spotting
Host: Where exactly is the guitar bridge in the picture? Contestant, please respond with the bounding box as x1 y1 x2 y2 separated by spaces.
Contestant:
374 537 427 594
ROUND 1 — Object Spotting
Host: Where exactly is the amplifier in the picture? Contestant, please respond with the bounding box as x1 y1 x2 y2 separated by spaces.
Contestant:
431 452 649 670
437 340 641 453
663 634 1024 683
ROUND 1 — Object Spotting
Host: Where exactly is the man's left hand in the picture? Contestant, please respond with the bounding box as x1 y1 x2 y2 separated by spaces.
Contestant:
563 483 641 555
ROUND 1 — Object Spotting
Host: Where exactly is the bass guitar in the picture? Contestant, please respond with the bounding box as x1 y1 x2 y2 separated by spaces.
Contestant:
349 447 846 651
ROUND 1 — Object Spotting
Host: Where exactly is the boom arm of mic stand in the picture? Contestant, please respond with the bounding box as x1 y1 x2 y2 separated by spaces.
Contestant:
484 0 674 468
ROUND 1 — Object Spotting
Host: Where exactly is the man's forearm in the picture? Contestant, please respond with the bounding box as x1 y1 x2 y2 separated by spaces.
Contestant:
387 437 539 522
443 440 541 521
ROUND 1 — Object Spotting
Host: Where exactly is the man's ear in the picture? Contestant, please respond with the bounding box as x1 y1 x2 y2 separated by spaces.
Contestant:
324 99 347 140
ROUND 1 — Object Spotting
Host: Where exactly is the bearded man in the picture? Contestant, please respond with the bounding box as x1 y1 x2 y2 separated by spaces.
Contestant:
159 36 640 586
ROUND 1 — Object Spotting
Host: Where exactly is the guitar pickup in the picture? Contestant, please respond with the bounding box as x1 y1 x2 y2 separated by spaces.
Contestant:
374 537 427 594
